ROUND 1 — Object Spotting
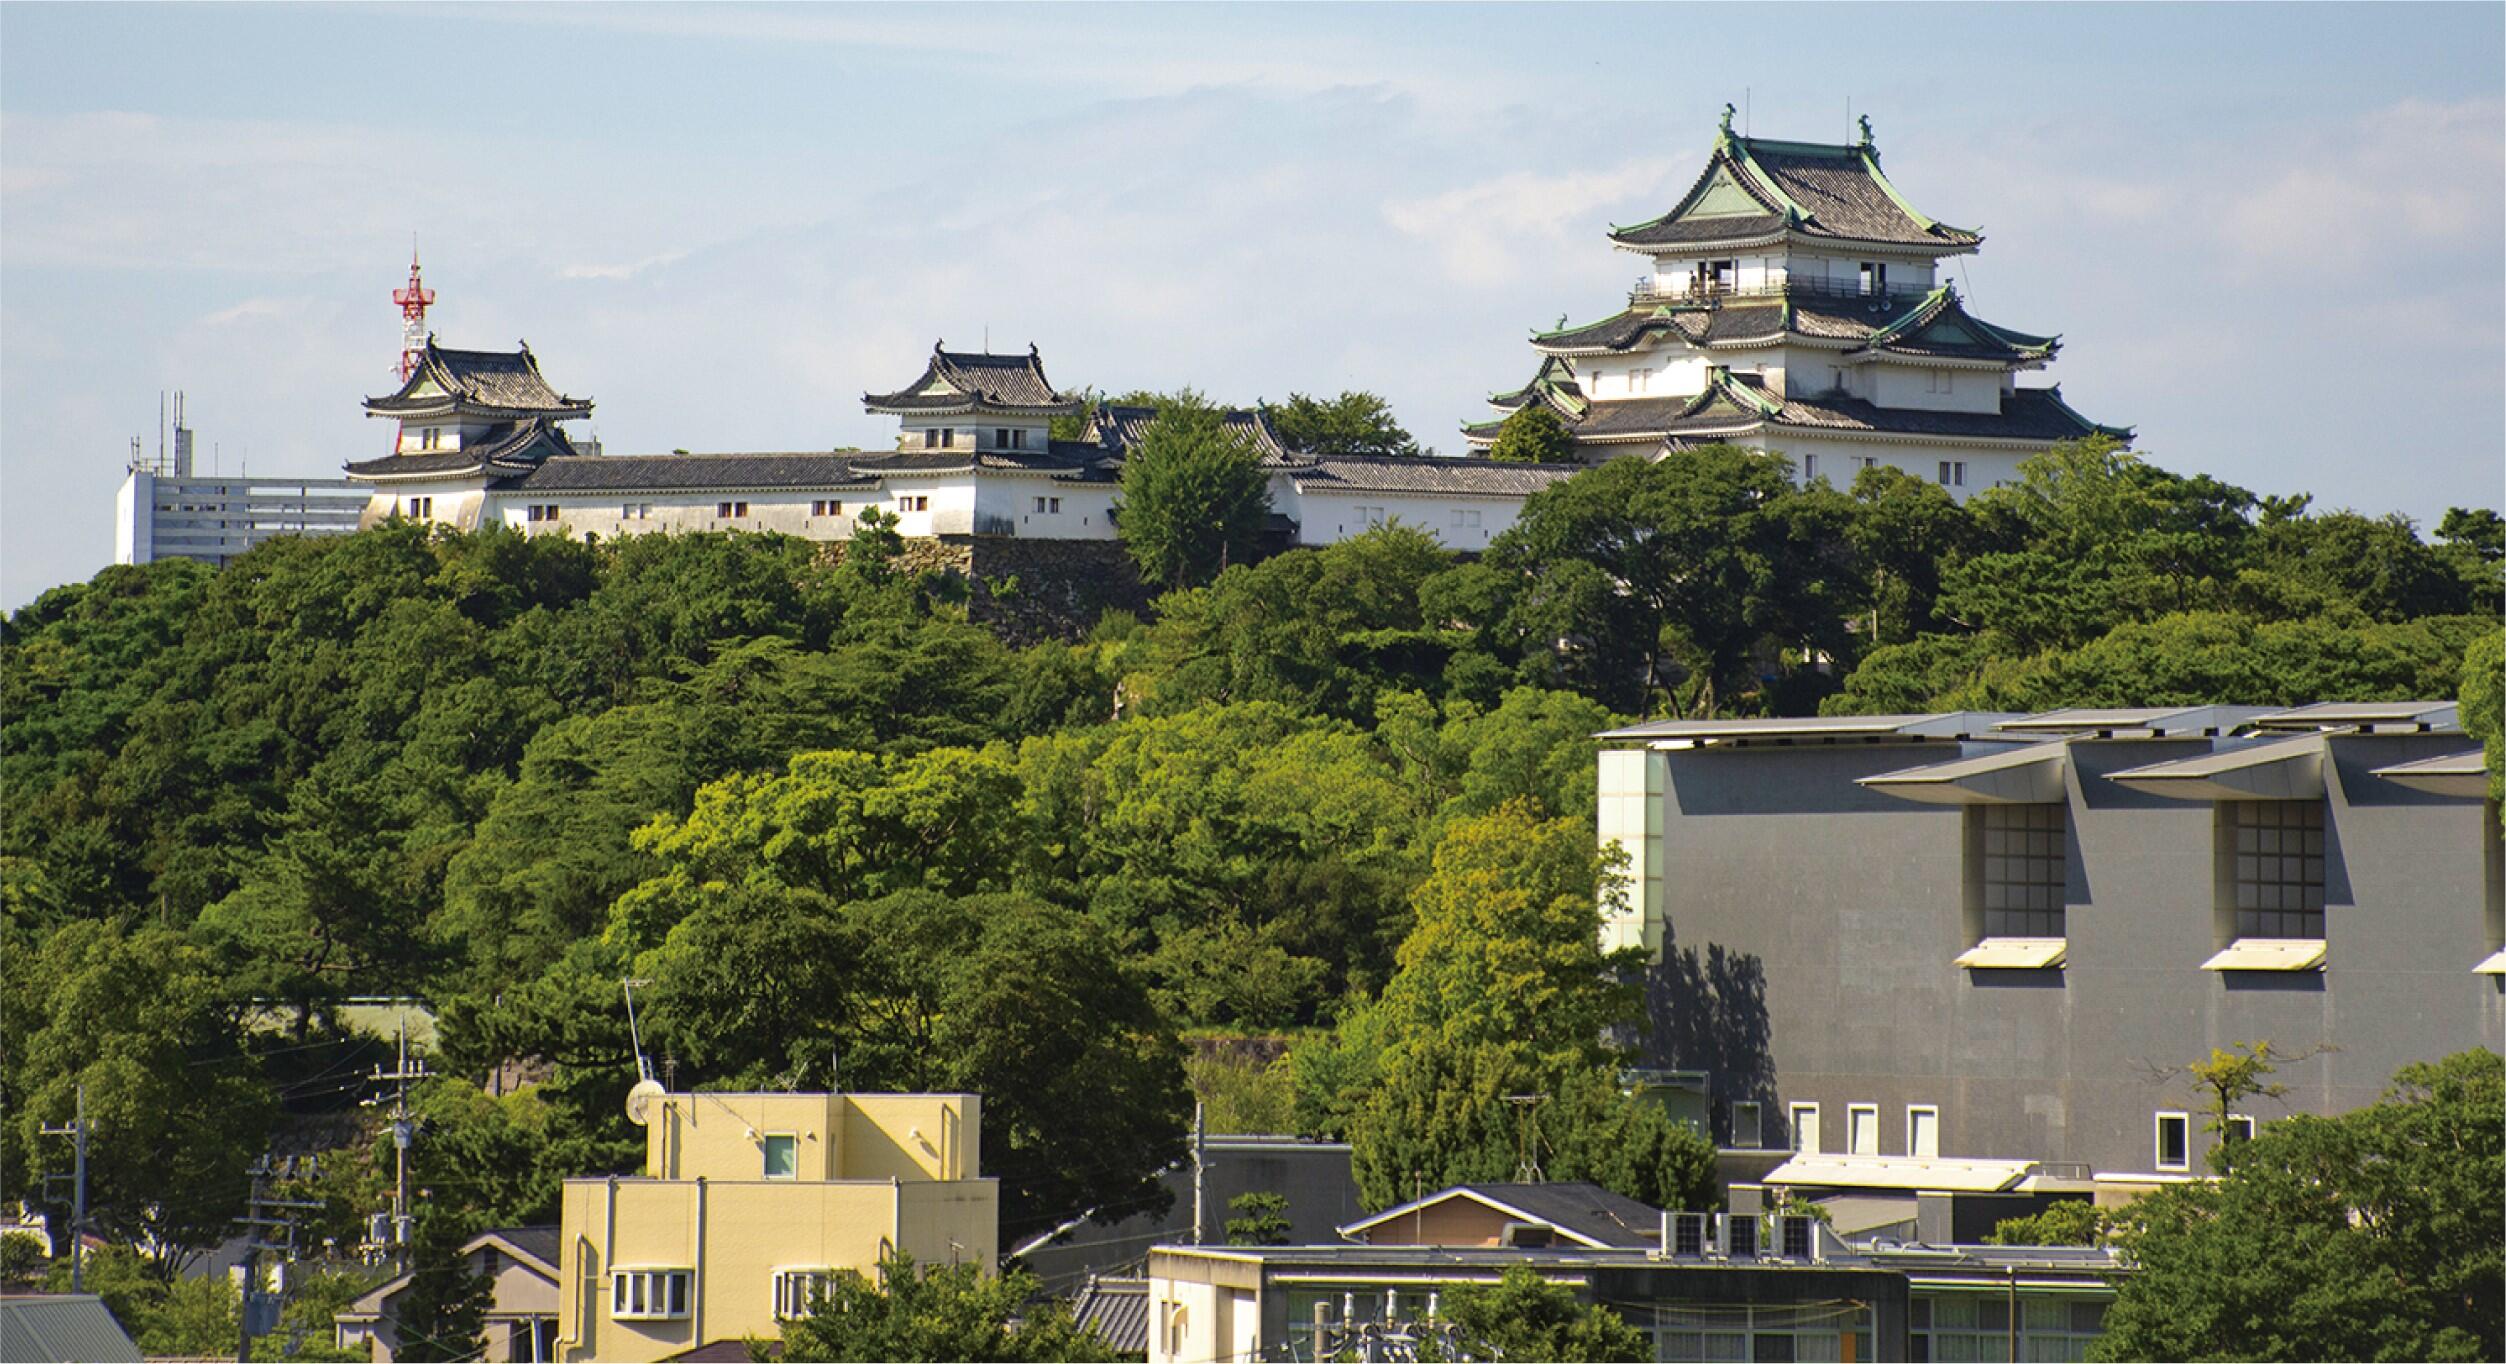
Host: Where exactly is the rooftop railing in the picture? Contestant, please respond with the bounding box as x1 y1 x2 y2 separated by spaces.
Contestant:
1629 275 1931 306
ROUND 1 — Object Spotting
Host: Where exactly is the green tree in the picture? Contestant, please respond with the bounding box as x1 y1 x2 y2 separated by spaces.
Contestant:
1269 391 1422 458
1115 396 1272 589
390 1205 493 1363
1427 1263 1647 1363
1224 1191 1293 1246
2094 1051 2503 1363
1305 803 1713 1213
1984 1199 2104 1247
771 1250 1120 1363
1487 405 1575 464
2459 627 2503 822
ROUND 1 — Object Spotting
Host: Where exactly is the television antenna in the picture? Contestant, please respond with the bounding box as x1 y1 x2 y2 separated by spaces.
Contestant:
622 978 666 1126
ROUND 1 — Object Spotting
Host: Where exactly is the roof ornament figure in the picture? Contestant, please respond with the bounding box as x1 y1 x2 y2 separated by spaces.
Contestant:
1719 102 1736 135
1029 341 1040 358
934 338 947 355
1857 114 1875 148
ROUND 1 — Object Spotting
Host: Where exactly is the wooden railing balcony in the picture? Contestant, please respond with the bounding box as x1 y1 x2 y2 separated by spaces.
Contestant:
1630 275 1930 306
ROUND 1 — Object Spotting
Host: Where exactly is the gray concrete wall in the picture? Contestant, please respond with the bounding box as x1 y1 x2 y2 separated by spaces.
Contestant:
1629 732 2503 1176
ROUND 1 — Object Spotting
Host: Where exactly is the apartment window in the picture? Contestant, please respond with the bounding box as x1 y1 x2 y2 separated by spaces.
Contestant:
1937 460 1966 487
898 495 929 513
1859 261 1887 295
1847 1104 1879 1156
923 428 941 449
773 1269 836 1320
2227 800 2326 939
1788 1102 1821 1153
2155 1113 2190 1171
1977 803 2067 938
1729 1100 1763 1149
811 499 842 517
762 1133 798 1179
2224 1114 2256 1146
611 1268 691 1321
1907 1105 1941 1159
1914 1297 2105 1364
524 504 561 523
1451 508 1482 530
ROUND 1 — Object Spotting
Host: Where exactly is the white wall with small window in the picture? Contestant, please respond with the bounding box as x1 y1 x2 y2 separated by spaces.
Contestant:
611 1268 692 1321
772 1268 837 1320
2154 1112 2191 1172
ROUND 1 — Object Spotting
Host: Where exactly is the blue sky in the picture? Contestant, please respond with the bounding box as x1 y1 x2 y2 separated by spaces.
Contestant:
4 2 2500 609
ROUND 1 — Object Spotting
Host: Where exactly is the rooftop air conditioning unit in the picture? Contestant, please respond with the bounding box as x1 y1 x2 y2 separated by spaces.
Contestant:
1668 1212 1711 1259
1723 1212 1760 1261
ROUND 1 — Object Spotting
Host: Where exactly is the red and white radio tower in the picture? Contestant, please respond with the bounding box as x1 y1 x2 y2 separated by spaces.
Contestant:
392 244 435 381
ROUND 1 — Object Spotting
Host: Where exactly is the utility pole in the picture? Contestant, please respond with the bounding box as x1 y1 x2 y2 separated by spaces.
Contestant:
366 1021 429 1271
37 1084 88 1293
234 1155 324 1364
1189 1101 1206 1246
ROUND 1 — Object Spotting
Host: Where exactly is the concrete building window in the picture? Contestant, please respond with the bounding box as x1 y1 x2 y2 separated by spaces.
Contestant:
1788 1102 1820 1153
1847 1103 1879 1156
773 1269 835 1319
1656 1301 1874 1363
2155 1113 2190 1171
1729 1100 1764 1149
611 1268 691 1321
762 1133 798 1178
2227 800 2326 939
2225 1114 2256 1146
1977 803 2067 939
1907 1105 1940 1159
1914 1296 2105 1363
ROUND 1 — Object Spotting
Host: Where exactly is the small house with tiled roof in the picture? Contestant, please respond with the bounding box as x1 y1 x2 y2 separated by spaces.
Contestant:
1467 110 2127 495
344 340 1577 552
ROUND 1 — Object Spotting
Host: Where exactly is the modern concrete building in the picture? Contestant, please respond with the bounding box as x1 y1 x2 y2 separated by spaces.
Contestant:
1596 702 2502 1191
553 1089 997 1363
1145 1200 2123 1364
114 401 365 566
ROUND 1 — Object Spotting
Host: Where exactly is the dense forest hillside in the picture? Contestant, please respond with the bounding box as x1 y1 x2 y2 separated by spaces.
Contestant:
4 439 2497 1272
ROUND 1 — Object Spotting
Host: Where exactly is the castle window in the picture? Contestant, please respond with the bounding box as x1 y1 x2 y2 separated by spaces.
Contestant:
899 495 929 513
716 501 749 518
811 500 842 517
525 504 561 523
1938 461 1966 488
1801 454 1818 483
420 427 442 451
995 428 1011 448
1860 261 1887 295
1451 508 1482 530
1010 429 1028 449
923 428 940 449
406 497 433 519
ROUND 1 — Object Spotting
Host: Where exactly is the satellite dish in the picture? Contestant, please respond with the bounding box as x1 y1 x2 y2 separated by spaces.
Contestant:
625 1077 667 1127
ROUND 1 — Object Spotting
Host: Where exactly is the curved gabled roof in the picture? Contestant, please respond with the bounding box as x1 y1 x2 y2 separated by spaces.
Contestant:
344 418 578 482
1856 287 2057 362
863 342 1084 417
1610 121 1982 254
363 340 593 421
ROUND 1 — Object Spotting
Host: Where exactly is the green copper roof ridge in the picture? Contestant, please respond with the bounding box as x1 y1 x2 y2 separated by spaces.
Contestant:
1734 134 1864 158
2042 385 2133 439
1725 138 1813 224
1532 306 1642 342
1706 365 1784 417
1857 146 1978 240
1863 285 1956 345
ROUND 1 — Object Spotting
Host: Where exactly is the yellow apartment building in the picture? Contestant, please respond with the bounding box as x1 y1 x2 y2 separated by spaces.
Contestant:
554 1090 998 1362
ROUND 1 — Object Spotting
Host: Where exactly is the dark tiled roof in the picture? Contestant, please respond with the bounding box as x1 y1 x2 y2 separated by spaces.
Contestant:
1611 129 1980 253
1070 1277 1149 1354
1860 288 2057 361
364 340 592 419
1662 373 2126 443
863 344 1083 415
851 446 1107 477
1286 454 1579 496
500 451 874 492
1609 211 1790 248
1454 1182 1666 1250
344 419 577 479
1084 404 1301 466
1574 397 1713 440
478 1226 562 1272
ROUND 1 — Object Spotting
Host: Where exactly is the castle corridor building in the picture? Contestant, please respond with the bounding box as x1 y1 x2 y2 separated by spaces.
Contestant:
344 340 1576 551
1467 112 2127 496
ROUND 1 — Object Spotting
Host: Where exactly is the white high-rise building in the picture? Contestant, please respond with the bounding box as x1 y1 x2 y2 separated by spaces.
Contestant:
1466 111 2128 496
